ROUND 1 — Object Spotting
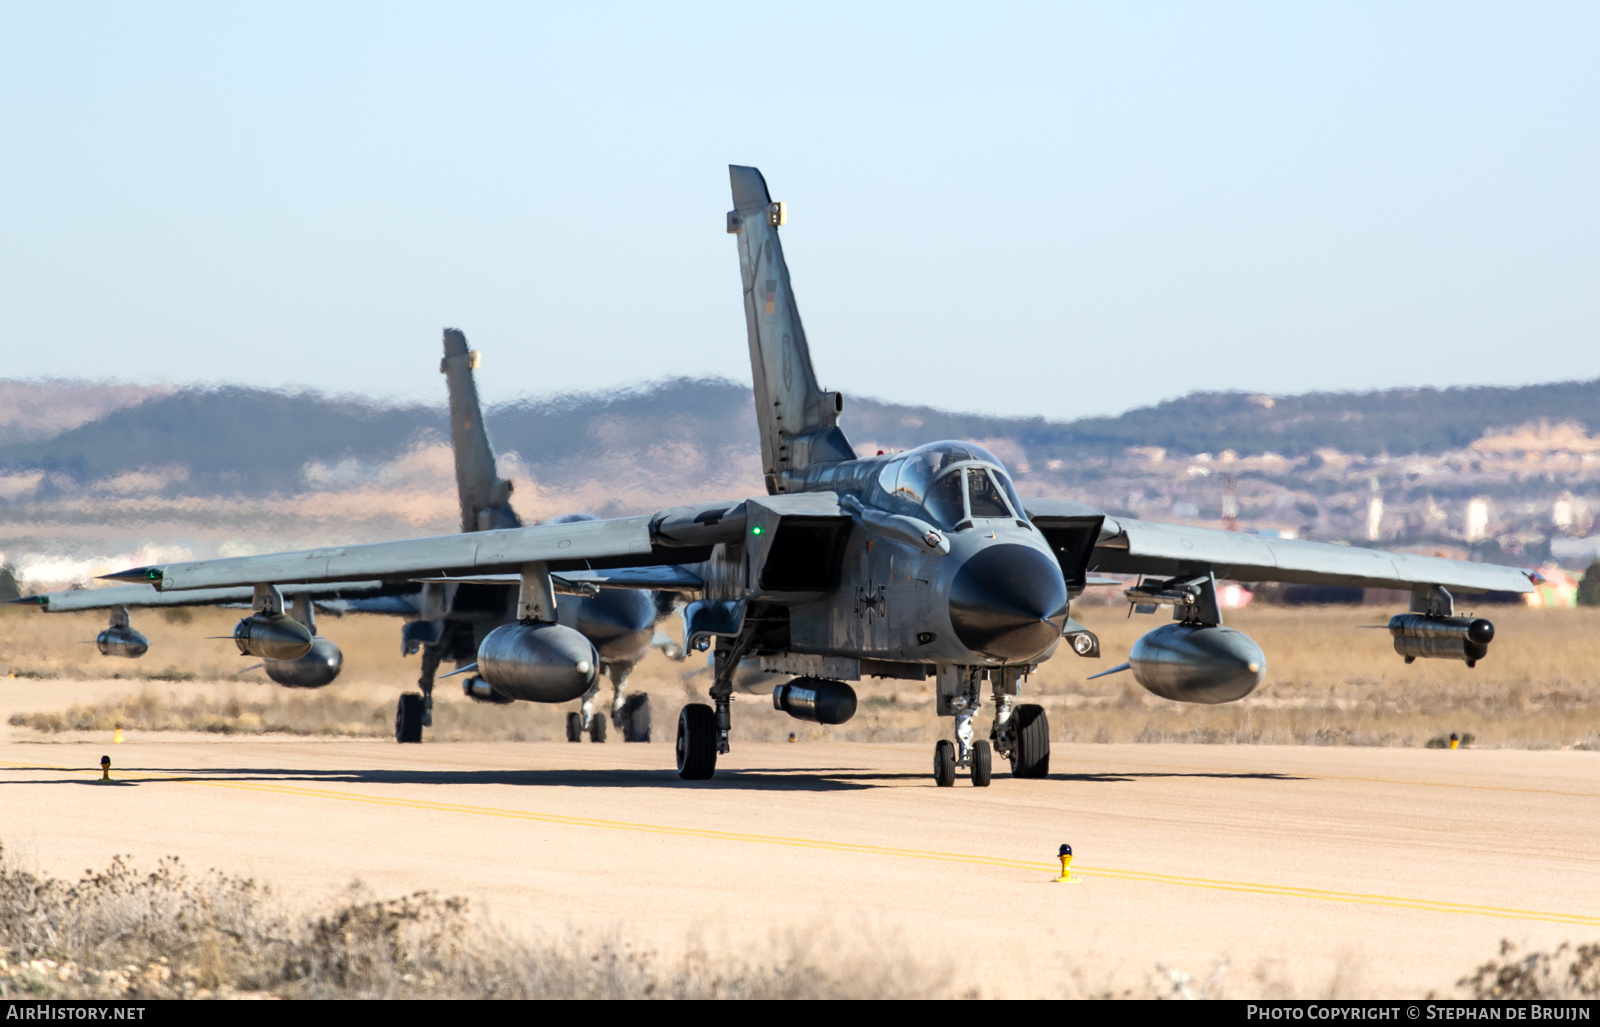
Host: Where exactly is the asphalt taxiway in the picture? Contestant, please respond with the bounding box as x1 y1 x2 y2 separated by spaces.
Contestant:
2 728 1595 997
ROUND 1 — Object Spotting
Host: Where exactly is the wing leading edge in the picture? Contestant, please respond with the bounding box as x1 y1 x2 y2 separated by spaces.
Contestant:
1093 516 1535 594
14 580 394 612
103 501 762 592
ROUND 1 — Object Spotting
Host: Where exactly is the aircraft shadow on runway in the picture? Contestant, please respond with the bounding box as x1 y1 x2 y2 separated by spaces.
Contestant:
4 765 1306 791
1050 771 1307 783
0 765 920 793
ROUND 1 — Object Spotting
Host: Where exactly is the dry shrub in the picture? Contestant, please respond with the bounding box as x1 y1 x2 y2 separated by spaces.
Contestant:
0 846 287 998
1458 940 1600 999
0 846 955 999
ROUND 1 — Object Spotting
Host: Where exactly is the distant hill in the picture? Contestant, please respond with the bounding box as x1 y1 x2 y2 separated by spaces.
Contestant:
0 380 174 445
2 376 1598 497
0 387 444 495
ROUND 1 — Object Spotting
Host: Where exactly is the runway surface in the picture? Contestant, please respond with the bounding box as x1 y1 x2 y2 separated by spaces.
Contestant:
2 731 1596 997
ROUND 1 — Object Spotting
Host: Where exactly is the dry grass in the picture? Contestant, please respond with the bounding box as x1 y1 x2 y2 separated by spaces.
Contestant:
4 602 1599 750
1457 940 1600 999
0 603 419 687
0 846 958 999
5 841 1587 1000
10 688 591 742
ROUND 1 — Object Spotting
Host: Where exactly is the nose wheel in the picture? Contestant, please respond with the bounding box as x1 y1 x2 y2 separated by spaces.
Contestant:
931 738 990 787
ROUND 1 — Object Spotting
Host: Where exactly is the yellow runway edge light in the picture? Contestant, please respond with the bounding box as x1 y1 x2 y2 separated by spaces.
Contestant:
1054 843 1080 884
100 755 110 782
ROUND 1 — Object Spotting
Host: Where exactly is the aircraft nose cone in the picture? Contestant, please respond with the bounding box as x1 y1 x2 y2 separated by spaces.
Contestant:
948 544 1069 662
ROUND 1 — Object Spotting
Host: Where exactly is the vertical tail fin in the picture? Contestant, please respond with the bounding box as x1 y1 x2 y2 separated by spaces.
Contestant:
440 328 521 532
727 166 854 494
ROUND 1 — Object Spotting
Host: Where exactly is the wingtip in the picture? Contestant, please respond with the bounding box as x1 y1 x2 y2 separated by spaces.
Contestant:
100 567 162 583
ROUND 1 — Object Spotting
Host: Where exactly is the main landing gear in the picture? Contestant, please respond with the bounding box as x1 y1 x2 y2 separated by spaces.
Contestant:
676 636 749 780
395 642 443 743
931 668 1050 786
568 661 652 743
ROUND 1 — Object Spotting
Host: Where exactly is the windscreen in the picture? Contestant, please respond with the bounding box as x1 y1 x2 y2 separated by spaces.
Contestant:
966 467 1012 518
992 469 1026 521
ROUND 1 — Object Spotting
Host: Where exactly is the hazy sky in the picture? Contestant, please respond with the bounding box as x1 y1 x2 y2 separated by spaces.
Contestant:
2 2 1595 419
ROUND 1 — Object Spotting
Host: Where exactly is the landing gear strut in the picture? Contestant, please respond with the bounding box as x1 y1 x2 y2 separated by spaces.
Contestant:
395 643 444 743
417 643 441 728
932 668 990 787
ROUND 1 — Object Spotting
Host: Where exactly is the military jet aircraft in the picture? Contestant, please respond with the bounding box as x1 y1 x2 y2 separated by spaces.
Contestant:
390 328 672 743
13 331 679 745
92 165 1536 785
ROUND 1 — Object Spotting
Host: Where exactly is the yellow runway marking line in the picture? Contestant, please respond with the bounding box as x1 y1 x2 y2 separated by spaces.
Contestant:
1052 755 1600 799
6 757 1598 928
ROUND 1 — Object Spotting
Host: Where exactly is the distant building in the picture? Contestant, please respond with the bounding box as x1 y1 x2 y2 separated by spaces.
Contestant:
1465 498 1490 543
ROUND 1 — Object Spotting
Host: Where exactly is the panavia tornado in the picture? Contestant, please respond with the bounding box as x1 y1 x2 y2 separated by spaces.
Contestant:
88 166 1535 785
15 331 683 745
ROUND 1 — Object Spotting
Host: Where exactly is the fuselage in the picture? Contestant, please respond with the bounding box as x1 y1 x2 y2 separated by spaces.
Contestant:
715 441 1070 668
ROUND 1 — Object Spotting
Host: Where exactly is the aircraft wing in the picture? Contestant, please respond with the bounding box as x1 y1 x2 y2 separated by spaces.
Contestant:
1091 515 1536 594
412 566 707 591
104 505 748 592
14 580 394 612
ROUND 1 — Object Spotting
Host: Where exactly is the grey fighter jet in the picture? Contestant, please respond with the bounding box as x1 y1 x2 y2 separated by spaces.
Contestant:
391 328 673 743
13 332 679 745
96 166 1536 785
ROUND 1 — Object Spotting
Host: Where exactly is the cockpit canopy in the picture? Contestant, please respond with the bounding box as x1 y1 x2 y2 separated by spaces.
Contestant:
877 442 1026 529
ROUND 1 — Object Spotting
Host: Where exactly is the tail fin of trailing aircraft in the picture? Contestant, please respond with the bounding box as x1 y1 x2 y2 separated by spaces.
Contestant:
727 165 855 494
440 328 521 532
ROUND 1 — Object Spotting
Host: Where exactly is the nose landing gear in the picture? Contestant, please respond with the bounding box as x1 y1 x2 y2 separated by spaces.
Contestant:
932 666 1047 785
931 673 992 787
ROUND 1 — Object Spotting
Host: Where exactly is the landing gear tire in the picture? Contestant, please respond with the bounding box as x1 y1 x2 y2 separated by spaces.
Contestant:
933 739 956 787
971 740 992 787
566 712 582 743
395 693 424 744
676 703 718 780
1011 703 1050 778
621 693 651 743
589 714 608 744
